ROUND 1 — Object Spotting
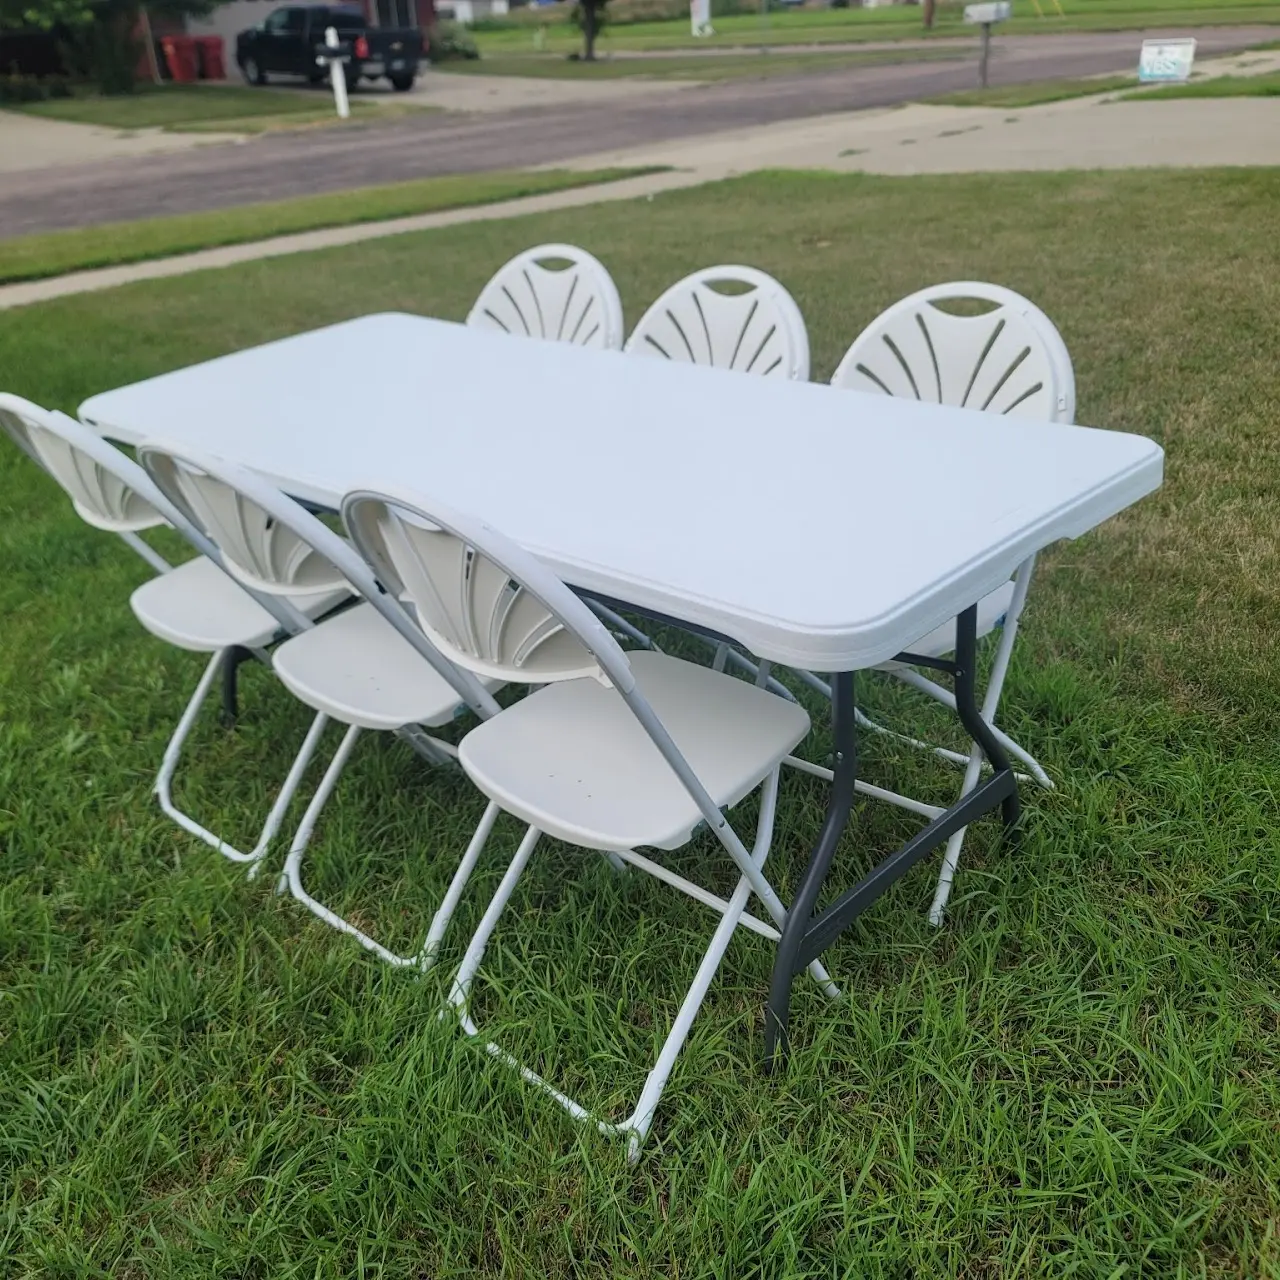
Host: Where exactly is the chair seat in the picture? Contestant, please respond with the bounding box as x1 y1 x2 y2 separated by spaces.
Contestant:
130 556 347 652
876 580 1015 671
272 602 478 731
458 650 810 853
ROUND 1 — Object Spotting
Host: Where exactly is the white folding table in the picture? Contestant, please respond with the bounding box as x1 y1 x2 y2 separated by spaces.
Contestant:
80 312 1164 1056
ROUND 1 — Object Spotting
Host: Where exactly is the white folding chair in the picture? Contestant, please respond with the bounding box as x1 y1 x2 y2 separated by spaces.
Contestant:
624 265 810 381
466 243 624 351
4 402 347 869
138 442 506 969
343 486 839 1160
2 393 174 576
830 281 1076 925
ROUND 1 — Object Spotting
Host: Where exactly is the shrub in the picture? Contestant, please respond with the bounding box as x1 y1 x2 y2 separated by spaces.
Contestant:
0 71 74 103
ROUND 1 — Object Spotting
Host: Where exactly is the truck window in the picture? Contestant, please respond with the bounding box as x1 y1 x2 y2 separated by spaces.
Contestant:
324 6 367 31
279 7 307 32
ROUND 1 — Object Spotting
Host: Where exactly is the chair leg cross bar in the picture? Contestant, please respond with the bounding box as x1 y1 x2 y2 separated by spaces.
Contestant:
764 604 1021 1066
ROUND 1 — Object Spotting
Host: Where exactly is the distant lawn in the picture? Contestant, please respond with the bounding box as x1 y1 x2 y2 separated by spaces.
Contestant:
10 83 336 130
1122 68 1280 96
932 73 1136 106
472 0 1280 54
0 168 657 284
439 45 967 81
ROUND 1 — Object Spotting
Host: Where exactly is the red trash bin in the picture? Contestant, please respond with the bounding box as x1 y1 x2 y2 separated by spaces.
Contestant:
195 35 225 80
160 35 199 83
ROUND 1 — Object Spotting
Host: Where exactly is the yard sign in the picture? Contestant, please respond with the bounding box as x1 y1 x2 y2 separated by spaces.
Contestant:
1138 38 1196 83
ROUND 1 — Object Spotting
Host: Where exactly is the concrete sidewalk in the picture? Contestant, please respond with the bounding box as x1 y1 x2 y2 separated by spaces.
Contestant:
552 96 1280 180
0 168 704 311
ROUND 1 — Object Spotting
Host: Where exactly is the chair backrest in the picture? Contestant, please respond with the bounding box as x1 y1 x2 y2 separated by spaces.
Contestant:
139 444 350 601
466 243 624 351
0 392 46 467
343 487 782 861
831 281 1076 423
624 265 810 382
343 488 617 688
138 443 500 718
1 393 168 534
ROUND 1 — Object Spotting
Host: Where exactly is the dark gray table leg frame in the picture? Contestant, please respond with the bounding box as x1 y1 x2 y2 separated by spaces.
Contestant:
220 645 253 725
764 603 1021 1066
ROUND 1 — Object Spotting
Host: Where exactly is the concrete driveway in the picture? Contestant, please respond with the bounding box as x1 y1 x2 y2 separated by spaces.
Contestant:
0 111 243 175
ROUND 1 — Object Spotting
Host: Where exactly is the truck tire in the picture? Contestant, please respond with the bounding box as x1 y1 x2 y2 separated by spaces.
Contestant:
241 55 266 85
390 72 415 91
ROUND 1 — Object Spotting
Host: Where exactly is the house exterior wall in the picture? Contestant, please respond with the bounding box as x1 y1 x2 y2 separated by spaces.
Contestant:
186 0 281 53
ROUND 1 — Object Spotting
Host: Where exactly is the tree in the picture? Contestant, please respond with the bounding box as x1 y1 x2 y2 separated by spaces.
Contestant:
571 0 607 62
922 0 936 28
1 0 231 92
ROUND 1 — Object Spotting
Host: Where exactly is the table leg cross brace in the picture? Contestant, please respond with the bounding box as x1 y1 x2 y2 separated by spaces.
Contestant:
763 603 1021 1066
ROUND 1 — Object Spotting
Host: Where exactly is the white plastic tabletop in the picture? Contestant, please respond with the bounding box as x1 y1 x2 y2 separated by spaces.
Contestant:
80 312 1163 672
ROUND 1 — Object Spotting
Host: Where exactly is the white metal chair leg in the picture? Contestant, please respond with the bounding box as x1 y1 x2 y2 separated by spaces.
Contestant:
155 648 328 870
119 530 172 575
925 560 1040 924
623 868 756 1161
447 768 837 1159
888 667 1052 789
279 728 502 969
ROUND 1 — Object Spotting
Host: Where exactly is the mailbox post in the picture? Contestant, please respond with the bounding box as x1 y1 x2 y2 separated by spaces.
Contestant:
320 25 350 120
964 1 1011 89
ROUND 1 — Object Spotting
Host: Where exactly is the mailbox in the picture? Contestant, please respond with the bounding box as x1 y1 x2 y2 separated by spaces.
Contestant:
964 2 1011 21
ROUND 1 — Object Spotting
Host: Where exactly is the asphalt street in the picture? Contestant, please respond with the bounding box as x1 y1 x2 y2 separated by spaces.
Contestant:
0 25 1272 237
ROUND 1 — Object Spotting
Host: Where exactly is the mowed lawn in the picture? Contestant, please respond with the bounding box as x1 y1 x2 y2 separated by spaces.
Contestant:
470 0 1280 54
2 169 1280 1276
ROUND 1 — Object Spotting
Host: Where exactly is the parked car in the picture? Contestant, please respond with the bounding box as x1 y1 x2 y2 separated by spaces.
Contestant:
236 4 424 93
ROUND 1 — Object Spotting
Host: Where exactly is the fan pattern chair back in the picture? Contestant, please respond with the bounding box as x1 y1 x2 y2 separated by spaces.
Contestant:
344 491 612 688
466 243 624 351
831 282 1075 423
625 266 810 381
0 393 44 466
1 394 166 533
140 448 349 600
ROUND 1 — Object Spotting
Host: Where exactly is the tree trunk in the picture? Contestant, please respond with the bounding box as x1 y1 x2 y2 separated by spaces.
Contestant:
922 0 936 28
582 0 597 61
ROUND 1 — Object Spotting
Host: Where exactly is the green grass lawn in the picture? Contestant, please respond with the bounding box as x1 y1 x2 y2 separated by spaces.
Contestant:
473 0 1280 55
932 72 1137 105
4 167 1280 1274
438 45 967 80
1124 67 1280 96
0 168 656 285
10 83 341 129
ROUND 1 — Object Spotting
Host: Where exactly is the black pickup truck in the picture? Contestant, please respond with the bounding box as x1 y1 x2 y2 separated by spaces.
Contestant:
236 4 423 92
